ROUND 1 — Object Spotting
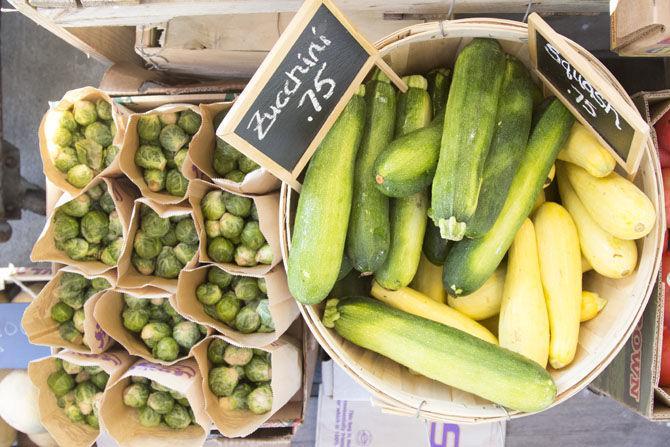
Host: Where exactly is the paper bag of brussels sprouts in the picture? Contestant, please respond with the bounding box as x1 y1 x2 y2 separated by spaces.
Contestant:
39 86 129 196
174 264 299 348
188 179 281 276
27 349 134 447
22 267 116 353
100 358 211 447
32 177 137 275
117 199 198 292
192 335 301 438
119 104 203 205
189 102 280 195
95 289 210 366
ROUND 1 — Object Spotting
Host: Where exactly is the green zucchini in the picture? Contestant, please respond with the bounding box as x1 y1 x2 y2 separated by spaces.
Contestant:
443 98 574 296
466 56 534 238
427 68 451 118
423 219 449 265
394 75 431 137
287 87 366 304
373 117 442 198
323 297 557 412
430 38 506 241
347 71 397 273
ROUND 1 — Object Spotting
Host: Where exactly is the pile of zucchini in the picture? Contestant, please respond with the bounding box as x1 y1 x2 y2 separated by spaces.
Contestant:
287 38 657 413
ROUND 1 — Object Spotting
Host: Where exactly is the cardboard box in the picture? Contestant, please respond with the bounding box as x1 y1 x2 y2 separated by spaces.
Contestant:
591 90 670 420
611 0 670 56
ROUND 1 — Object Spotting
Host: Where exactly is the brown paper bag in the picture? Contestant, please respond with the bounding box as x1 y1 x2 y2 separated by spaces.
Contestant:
117 198 198 292
193 335 302 438
38 86 130 197
94 289 210 366
193 102 280 195
22 267 117 353
118 104 205 205
174 264 298 348
188 179 281 276
31 176 137 275
100 358 211 447
28 349 134 447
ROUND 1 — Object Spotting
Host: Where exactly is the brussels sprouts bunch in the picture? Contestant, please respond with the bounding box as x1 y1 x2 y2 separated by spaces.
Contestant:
212 111 260 182
196 267 274 334
53 182 124 265
47 359 109 428
122 377 196 429
131 205 198 279
207 339 273 414
121 294 206 362
50 272 111 346
201 190 273 267
134 110 200 197
50 99 119 189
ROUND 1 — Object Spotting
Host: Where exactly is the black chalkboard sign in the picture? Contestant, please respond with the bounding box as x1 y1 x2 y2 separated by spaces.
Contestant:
528 13 648 174
218 0 406 190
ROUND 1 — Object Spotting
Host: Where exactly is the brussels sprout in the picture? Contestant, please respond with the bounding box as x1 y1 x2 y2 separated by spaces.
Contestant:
61 272 89 290
52 126 73 147
67 164 94 188
84 122 113 147
202 304 217 320
159 124 189 153
155 246 183 279
170 390 186 401
75 371 91 386
53 211 80 243
141 210 171 238
219 213 244 239
224 195 252 218
89 277 110 291
134 145 165 172
177 110 202 135
54 146 79 173
80 210 109 244
213 145 237 177
173 321 202 350
245 356 272 382
83 287 99 301
215 293 241 324
223 345 253 366
219 383 252 411
234 245 257 267
207 268 232 289
72 309 86 333
174 218 198 244
147 391 175 414
217 140 240 161
74 139 104 171
48 369 76 398
174 243 197 265
133 230 162 259
234 277 261 301
162 300 178 317
123 382 150 408
71 130 85 145
257 278 267 294
56 292 85 311
83 243 101 261
63 238 89 261
99 191 116 214
138 115 162 142
255 244 273 265
74 381 97 415
73 100 97 126
64 403 84 423
196 282 222 306
234 305 261 334
256 299 274 332
122 307 150 333
140 168 165 192
247 384 273 414
207 237 234 263
201 191 225 220
90 371 109 391
238 155 260 174
159 227 178 247
225 170 245 183
150 381 171 392
84 413 99 429
55 109 78 132
165 169 188 197
205 220 221 239
93 98 112 121
173 149 188 170
141 322 171 349
207 338 228 365
100 237 123 266
51 302 74 323
162 403 190 429
62 195 92 218
123 294 148 311
153 336 180 361
132 253 155 276
149 303 170 323
127 378 148 387
57 391 76 409
60 360 82 375
209 366 239 397
164 149 177 169
103 144 120 169
240 222 266 250
250 204 259 221
159 112 178 125
137 406 161 427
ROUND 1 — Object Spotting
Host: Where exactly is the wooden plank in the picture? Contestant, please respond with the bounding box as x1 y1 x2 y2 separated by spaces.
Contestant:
32 0 609 28
28 0 75 7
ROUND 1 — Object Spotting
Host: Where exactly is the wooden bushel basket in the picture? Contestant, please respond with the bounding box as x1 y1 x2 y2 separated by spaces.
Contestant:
279 18 665 422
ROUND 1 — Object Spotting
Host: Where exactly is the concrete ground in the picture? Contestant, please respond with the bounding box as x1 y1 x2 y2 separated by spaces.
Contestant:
3 5 670 446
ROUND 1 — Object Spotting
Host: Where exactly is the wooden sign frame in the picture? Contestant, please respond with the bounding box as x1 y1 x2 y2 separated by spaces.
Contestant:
218 0 407 191
528 13 649 175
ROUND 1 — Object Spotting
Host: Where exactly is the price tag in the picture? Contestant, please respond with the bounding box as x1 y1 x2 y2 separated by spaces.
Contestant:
528 13 649 175
0 303 50 368
219 0 406 190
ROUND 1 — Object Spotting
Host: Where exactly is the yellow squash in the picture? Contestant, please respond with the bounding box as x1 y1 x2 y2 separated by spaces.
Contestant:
370 281 498 344
410 254 447 303
447 265 505 320
557 123 616 177
580 290 607 322
581 255 592 273
498 219 550 367
564 163 656 240
534 202 582 369
557 163 638 278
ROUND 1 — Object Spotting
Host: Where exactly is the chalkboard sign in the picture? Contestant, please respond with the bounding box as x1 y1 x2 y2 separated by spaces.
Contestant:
219 0 406 190
528 13 649 175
